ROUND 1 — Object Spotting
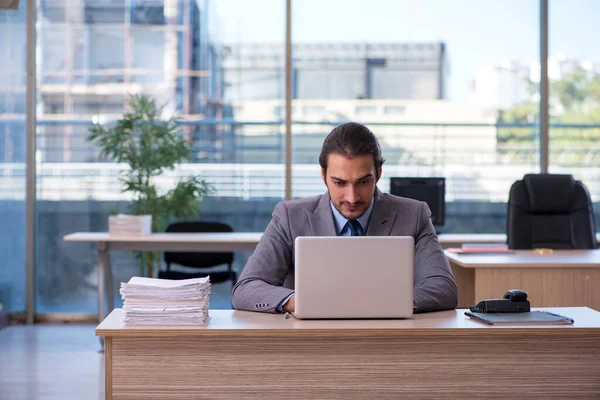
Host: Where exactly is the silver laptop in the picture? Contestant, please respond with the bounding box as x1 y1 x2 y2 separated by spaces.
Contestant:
294 236 414 319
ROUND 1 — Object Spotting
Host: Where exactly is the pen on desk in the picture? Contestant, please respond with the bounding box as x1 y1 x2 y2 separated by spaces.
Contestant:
465 312 493 325
541 310 574 323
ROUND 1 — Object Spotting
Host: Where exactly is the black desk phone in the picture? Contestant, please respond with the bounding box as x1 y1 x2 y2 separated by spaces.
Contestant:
469 289 531 313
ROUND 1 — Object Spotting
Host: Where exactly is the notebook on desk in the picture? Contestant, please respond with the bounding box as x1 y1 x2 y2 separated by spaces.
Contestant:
448 243 515 254
448 248 515 255
465 310 574 325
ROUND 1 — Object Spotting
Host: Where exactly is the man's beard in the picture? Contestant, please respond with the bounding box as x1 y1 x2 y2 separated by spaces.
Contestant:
332 199 368 220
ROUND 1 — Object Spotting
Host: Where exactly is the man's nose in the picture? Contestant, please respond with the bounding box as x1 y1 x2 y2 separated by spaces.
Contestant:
345 186 359 204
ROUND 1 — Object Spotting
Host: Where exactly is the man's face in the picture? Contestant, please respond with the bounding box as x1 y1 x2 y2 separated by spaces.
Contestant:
321 153 381 220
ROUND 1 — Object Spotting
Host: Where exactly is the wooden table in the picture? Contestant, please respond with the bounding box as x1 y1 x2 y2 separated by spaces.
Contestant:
446 249 600 310
97 308 600 399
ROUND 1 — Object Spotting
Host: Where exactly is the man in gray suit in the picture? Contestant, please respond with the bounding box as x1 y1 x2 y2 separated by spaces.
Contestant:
232 122 458 313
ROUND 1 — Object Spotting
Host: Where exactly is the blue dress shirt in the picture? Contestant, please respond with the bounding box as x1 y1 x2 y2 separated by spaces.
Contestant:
276 198 375 312
330 200 374 237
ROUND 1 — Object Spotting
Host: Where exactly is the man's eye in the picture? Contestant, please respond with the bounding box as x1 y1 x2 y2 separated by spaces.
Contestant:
360 180 370 185
333 181 344 186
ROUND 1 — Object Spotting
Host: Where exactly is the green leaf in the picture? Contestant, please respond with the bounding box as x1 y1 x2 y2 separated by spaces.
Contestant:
87 93 214 277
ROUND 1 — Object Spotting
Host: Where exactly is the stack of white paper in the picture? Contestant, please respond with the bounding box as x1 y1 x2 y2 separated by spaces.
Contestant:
109 214 152 236
120 276 211 326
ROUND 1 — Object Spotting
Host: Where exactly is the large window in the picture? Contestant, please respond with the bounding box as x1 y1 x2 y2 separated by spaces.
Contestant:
8 1 598 317
0 3 27 314
548 0 600 221
290 0 540 233
37 0 285 313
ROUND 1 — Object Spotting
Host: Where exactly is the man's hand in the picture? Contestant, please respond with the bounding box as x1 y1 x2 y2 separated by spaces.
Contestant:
282 295 295 313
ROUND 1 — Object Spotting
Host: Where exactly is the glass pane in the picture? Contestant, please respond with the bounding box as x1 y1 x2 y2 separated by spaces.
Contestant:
548 0 600 226
36 0 285 313
292 0 540 234
0 2 27 314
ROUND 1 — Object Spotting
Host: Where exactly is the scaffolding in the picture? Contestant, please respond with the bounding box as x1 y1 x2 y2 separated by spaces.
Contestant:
36 0 219 162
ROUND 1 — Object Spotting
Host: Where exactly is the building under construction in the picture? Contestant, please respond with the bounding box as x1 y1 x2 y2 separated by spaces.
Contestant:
36 0 223 163
223 42 448 102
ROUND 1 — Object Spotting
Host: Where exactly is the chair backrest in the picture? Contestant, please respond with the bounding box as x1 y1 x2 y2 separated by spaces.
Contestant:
507 173 597 249
164 221 234 268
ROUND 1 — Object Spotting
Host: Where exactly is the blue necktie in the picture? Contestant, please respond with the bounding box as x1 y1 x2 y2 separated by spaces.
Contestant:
347 220 361 236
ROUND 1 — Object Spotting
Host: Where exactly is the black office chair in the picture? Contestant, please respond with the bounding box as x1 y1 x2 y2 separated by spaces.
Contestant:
159 221 237 284
506 173 597 249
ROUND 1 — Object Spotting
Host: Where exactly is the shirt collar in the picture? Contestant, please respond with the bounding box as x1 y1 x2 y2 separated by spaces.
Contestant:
330 197 375 235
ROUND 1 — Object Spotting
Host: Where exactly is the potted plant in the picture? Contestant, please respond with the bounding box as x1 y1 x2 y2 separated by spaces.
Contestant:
88 94 213 277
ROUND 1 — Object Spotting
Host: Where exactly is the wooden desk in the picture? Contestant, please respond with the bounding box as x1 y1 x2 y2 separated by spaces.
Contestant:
446 249 600 310
97 308 600 399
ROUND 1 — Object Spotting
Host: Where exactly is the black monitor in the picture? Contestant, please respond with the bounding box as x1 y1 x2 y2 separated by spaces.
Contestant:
389 177 446 227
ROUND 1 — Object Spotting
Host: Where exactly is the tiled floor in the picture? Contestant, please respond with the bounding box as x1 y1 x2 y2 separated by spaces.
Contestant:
0 323 104 400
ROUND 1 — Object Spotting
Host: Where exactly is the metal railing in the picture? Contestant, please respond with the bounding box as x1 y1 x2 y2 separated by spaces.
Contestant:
1 119 599 202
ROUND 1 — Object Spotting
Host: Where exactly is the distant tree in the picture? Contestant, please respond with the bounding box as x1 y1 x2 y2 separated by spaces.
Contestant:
500 68 600 142
502 67 600 123
552 66 589 114
498 67 600 165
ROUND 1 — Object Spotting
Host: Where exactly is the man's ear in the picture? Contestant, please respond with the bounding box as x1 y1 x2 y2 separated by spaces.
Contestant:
376 167 382 182
321 168 327 184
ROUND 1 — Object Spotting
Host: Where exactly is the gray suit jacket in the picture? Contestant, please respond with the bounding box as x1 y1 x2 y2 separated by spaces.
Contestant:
231 188 458 313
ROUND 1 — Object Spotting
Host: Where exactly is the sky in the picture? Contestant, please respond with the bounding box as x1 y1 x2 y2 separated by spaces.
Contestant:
212 0 600 101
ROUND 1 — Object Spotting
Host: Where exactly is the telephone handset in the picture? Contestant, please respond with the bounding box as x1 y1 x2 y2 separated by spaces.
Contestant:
469 289 531 313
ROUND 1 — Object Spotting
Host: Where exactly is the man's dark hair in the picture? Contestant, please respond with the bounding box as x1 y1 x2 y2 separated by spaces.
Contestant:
319 122 385 177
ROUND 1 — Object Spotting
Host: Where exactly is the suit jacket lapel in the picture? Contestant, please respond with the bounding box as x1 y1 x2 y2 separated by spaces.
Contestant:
366 188 397 236
307 192 337 236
